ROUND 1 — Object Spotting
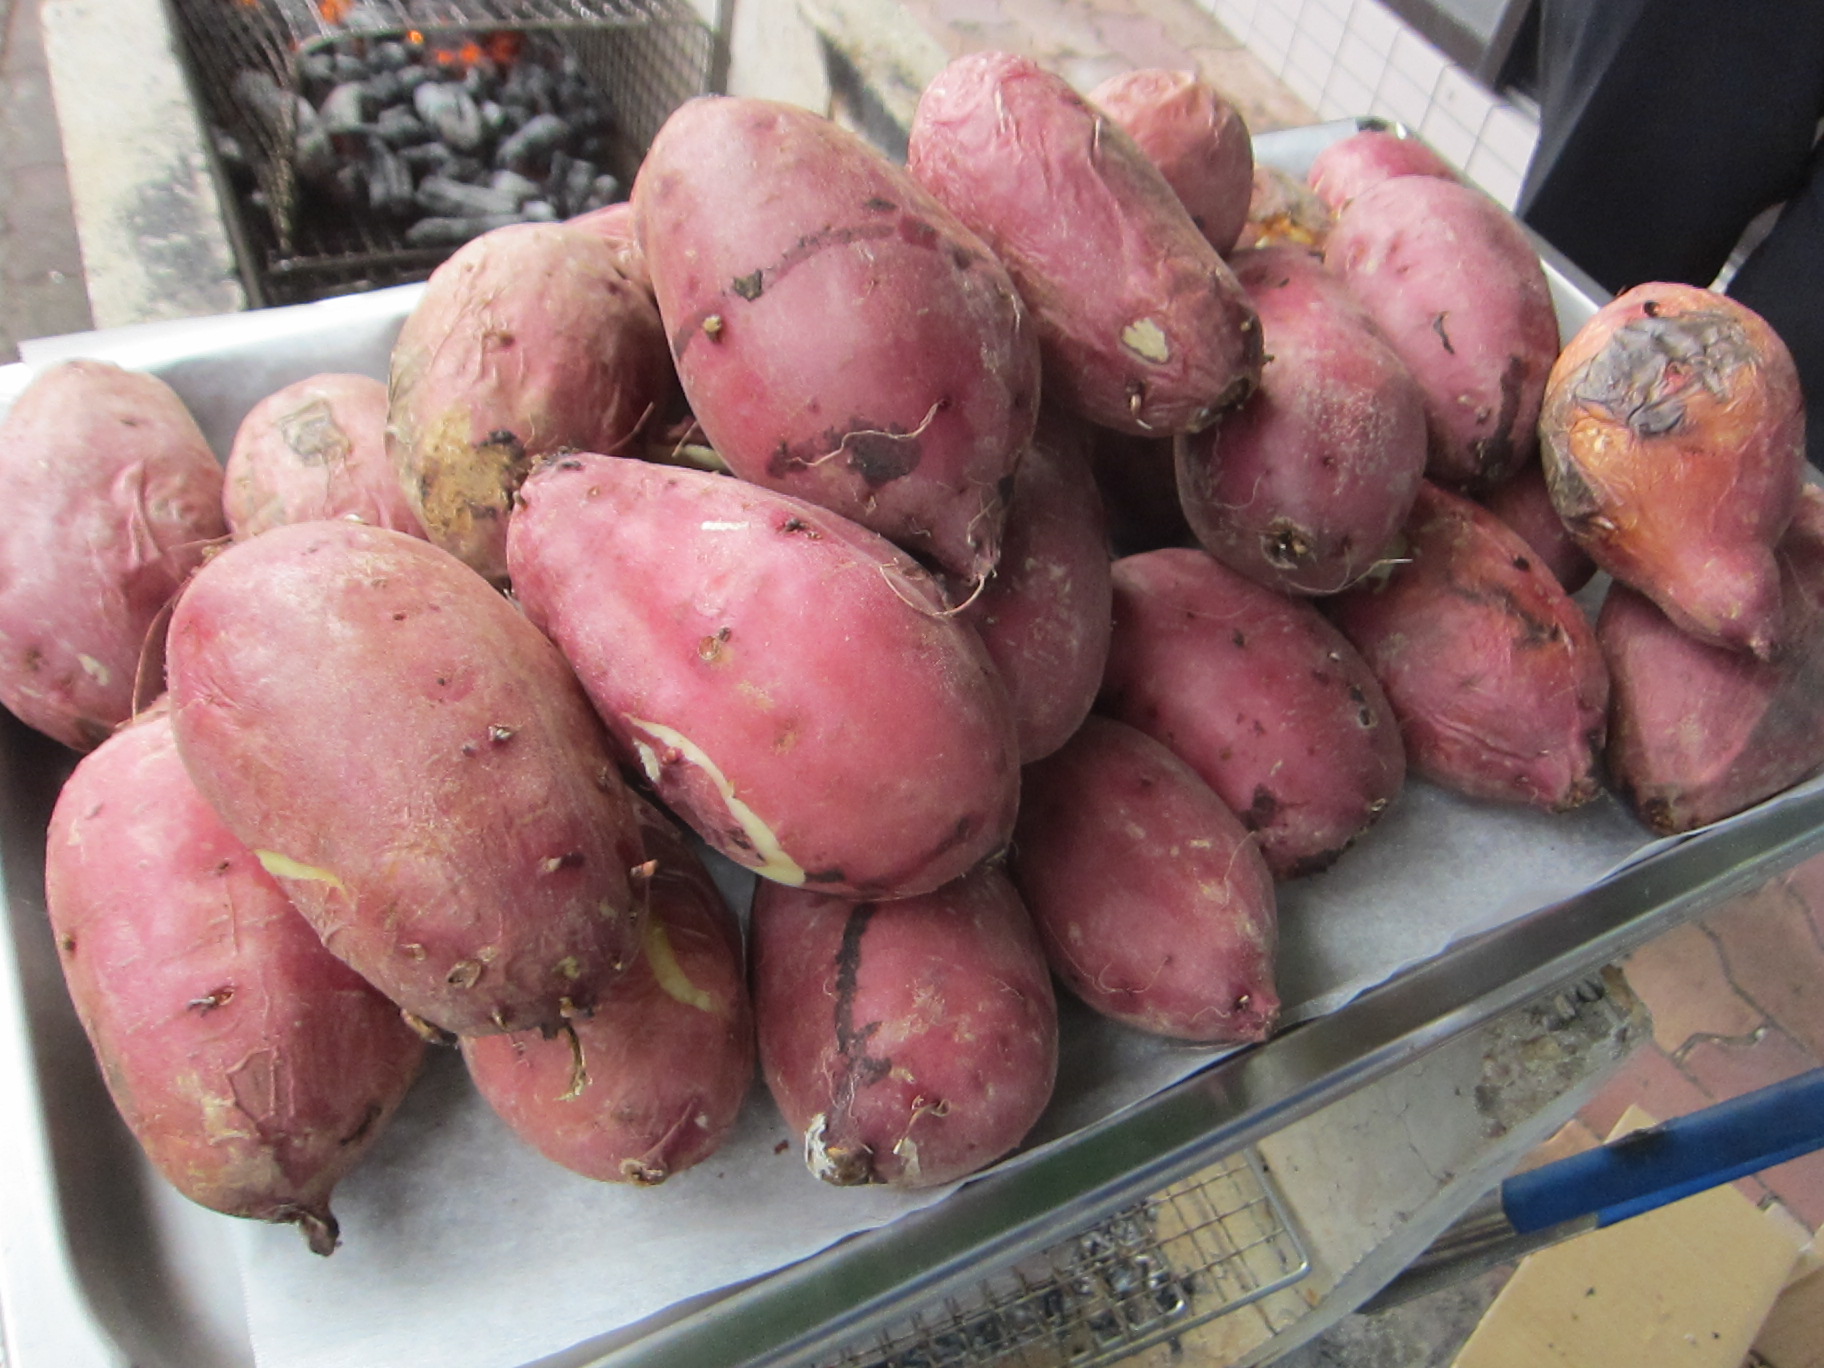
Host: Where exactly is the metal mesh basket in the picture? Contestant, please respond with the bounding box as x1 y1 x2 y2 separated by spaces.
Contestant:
817 1151 1310 1368
166 0 714 303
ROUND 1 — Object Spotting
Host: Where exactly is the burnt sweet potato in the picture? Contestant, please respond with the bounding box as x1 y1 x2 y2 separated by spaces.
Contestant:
1539 282 1805 660
1324 175 1560 489
633 95 1038 584
1100 546 1405 878
752 863 1058 1189
386 220 674 584
461 796 753 1184
46 707 425 1254
0 359 225 749
225 372 424 539
908 51 1262 437
166 519 650 1038
506 454 1020 900
1326 481 1610 811
1011 715 1279 1043
1176 243 1427 595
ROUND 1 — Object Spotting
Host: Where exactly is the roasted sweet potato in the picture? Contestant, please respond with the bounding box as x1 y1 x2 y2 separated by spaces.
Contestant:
1176 244 1427 595
386 220 674 584
1324 175 1560 489
1326 481 1609 810
1088 68 1254 255
752 863 1058 1189
461 796 753 1184
1539 282 1805 660
0 359 225 750
908 51 1262 436
225 373 424 539
1599 486 1824 834
1100 547 1405 878
166 519 649 1038
1011 715 1278 1043
46 707 425 1254
506 454 1020 900
633 95 1037 584
957 414 1112 762
1306 127 1459 212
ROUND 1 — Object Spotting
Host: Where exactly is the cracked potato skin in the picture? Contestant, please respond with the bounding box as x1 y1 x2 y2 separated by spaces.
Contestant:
632 95 1037 584
46 708 425 1254
908 51 1261 438
166 520 648 1038
506 454 1020 901
752 863 1057 1190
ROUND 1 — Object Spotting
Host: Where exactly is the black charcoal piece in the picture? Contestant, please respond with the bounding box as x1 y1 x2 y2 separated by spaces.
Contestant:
480 100 511 140
397 66 439 97
415 175 522 218
364 69 404 106
414 81 485 152
368 139 415 216
318 82 372 135
521 199 558 221
489 169 543 205
330 52 369 83
404 212 524 248
399 141 457 176
578 173 622 213
375 106 434 148
497 113 571 175
369 40 411 71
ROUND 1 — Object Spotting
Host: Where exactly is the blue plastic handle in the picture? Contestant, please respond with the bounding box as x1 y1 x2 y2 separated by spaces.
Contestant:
1501 1067 1824 1234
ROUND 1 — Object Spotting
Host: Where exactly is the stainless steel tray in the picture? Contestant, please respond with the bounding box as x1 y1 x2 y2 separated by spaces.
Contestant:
5 120 1821 1368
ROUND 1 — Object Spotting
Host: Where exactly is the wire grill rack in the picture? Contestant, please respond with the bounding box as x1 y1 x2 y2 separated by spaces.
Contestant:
167 0 713 303
816 1150 1310 1368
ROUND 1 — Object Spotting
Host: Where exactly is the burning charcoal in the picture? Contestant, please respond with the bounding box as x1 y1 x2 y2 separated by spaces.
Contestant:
414 82 485 154
375 106 434 148
489 169 543 206
368 139 414 217
369 40 412 72
415 175 522 218
404 213 524 248
399 141 457 177
497 113 571 175
318 82 372 135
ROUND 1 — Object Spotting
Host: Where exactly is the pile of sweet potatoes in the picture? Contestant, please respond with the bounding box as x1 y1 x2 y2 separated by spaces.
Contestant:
3 52 1819 1250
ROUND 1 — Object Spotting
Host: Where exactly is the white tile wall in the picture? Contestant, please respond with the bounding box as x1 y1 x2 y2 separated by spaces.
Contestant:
1201 0 1542 210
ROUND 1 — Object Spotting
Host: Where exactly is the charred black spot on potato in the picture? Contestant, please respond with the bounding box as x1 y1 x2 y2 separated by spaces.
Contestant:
1348 684 1377 727
779 516 819 537
1431 312 1454 355
898 216 940 251
1573 307 1754 439
1242 785 1280 829
1469 355 1527 480
731 270 764 301
1264 519 1314 570
698 625 733 660
1513 555 1532 572
846 428 923 485
832 903 893 1093
864 196 897 213
803 867 850 883
58 933 76 955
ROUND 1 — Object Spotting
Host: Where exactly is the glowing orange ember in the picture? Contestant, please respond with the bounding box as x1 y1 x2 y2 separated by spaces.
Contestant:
315 0 352 21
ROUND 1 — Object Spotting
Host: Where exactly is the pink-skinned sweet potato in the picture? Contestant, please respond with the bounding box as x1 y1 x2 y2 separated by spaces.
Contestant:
1099 547 1405 878
1477 457 1596 595
632 95 1037 584
166 520 649 1038
565 200 653 298
1176 244 1427 595
225 373 424 540
752 863 1057 1189
957 414 1113 762
1011 715 1278 1043
1539 282 1805 660
461 796 753 1184
1324 175 1560 489
1306 127 1459 212
908 51 1262 437
1326 481 1609 811
1599 486 1824 834
1087 68 1254 255
386 219 674 585
46 706 425 1254
0 359 225 750
506 454 1020 899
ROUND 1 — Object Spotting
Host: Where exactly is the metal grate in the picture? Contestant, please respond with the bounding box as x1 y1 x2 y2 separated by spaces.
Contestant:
166 0 714 304
817 1151 1310 1368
